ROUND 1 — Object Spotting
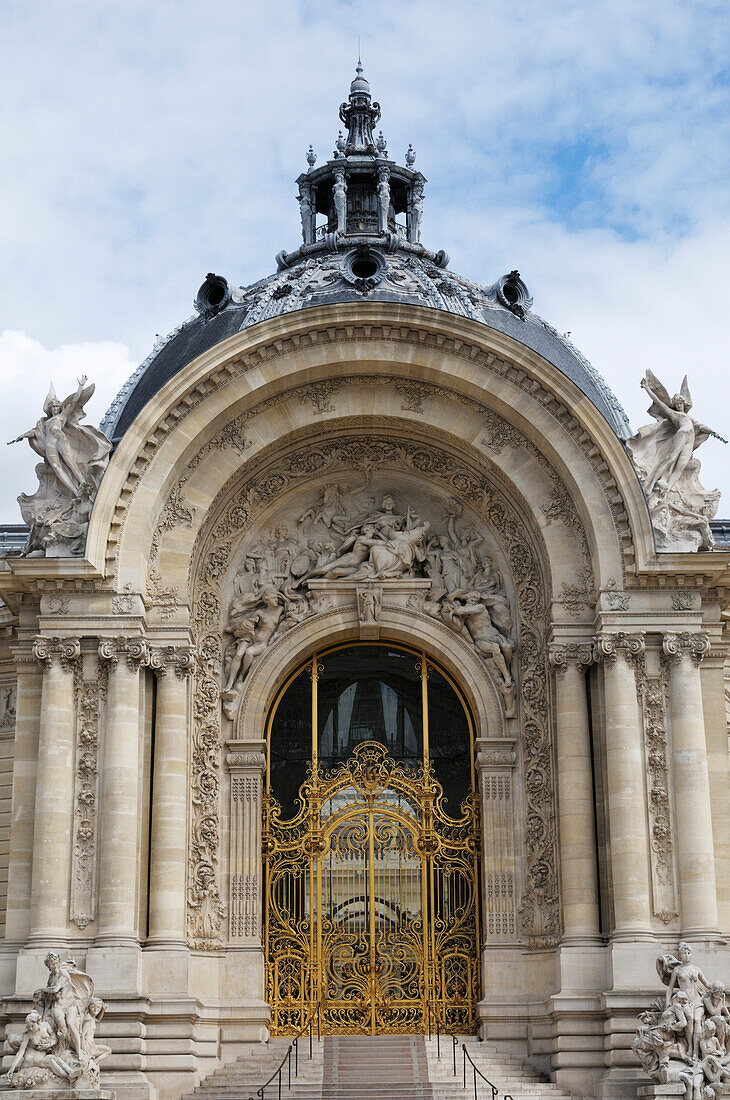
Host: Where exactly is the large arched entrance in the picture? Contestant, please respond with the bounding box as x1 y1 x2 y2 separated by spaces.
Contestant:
264 642 481 1035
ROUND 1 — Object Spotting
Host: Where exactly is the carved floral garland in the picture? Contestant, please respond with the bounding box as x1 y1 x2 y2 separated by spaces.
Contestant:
188 434 560 948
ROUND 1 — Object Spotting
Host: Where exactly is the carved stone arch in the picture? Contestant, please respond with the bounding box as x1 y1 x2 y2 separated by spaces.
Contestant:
186 424 560 951
90 304 651 595
146 406 592 633
234 595 506 744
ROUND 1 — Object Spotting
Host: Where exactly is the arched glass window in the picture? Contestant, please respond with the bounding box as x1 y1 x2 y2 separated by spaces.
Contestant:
268 643 474 818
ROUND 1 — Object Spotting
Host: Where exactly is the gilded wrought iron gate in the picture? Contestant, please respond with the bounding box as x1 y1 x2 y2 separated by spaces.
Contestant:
264 734 480 1034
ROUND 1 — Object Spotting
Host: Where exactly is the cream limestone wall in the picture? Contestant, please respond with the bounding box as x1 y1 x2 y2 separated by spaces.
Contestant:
0 302 728 1100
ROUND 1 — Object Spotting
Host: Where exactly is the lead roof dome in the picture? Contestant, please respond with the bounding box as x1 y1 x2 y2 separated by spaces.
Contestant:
101 65 631 445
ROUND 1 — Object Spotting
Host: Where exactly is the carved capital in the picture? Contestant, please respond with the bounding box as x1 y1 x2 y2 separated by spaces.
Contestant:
226 751 266 772
32 636 81 672
548 642 593 677
476 749 516 768
149 645 196 679
98 635 150 672
662 631 711 667
592 631 645 666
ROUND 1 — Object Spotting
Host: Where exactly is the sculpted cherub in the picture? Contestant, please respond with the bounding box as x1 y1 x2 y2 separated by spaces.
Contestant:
699 1019 730 1092
704 982 730 1051
5 1010 57 1084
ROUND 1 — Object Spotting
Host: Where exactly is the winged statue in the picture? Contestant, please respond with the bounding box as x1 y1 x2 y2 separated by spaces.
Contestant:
627 371 725 552
9 376 112 556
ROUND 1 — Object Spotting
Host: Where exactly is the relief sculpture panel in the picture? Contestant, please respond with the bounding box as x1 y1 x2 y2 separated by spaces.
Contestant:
220 475 517 720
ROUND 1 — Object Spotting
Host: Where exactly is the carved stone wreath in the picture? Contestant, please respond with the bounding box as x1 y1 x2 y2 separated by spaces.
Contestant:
187 432 560 949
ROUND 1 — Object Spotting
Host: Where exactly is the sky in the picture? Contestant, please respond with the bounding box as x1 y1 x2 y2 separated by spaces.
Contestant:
1 0 729 522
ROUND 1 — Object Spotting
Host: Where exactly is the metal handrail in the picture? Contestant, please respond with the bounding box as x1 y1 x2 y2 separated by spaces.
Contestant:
425 1004 461 1077
255 1003 321 1100
462 1040 514 1100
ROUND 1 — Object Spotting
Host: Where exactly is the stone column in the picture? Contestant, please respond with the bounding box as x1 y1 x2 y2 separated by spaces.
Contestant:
593 632 652 937
549 643 600 942
227 744 266 942
662 631 718 938
28 637 81 942
4 647 43 944
147 646 194 947
96 636 148 945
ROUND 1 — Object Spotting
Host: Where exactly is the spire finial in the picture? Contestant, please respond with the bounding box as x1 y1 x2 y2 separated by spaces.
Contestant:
341 55 380 155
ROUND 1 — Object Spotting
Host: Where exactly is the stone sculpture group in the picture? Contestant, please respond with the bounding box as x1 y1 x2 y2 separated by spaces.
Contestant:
2 952 110 1090
627 371 724 552
221 486 516 717
10 377 112 557
634 944 730 1099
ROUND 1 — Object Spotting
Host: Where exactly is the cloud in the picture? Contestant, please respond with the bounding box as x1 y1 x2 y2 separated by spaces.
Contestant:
1 0 729 520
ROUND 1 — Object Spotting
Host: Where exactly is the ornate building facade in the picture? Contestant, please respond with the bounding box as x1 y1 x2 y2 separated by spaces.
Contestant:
1 65 729 1100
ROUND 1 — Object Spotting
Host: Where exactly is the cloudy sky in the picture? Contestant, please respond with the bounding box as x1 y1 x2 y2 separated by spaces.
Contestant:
2 0 729 522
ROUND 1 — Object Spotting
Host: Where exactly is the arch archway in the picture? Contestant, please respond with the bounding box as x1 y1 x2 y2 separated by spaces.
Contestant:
264 641 480 1035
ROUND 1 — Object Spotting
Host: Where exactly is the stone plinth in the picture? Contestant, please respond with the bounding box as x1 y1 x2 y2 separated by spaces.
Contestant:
637 1085 719 1100
0 1093 114 1100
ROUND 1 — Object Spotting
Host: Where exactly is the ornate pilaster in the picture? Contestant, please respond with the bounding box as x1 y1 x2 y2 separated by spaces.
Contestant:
661 631 719 938
96 635 150 944
593 631 653 937
227 745 266 942
476 741 518 944
147 646 194 946
635 657 678 925
549 642 600 943
28 636 81 941
70 651 107 929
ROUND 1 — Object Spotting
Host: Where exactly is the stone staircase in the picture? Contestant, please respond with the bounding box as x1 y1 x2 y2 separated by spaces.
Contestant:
425 1035 573 1099
181 1033 575 1100
180 1037 325 1100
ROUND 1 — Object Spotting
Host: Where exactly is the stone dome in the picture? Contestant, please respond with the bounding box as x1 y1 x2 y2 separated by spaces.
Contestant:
101 248 630 445
101 63 630 445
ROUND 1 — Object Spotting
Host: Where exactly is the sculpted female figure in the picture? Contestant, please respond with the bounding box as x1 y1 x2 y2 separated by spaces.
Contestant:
10 376 111 499
628 371 725 498
664 942 711 1061
354 521 430 579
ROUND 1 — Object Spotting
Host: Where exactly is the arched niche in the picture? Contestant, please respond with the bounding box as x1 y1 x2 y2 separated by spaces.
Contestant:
186 427 560 952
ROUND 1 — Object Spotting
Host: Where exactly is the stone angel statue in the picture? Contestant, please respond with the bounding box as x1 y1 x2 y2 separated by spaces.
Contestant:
628 371 725 498
627 371 726 552
9 376 112 556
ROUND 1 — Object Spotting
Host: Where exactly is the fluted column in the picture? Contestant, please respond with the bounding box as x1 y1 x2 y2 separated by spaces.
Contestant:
97 636 148 944
4 647 43 944
147 646 194 946
663 631 718 938
549 643 600 943
28 637 81 941
593 632 652 937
